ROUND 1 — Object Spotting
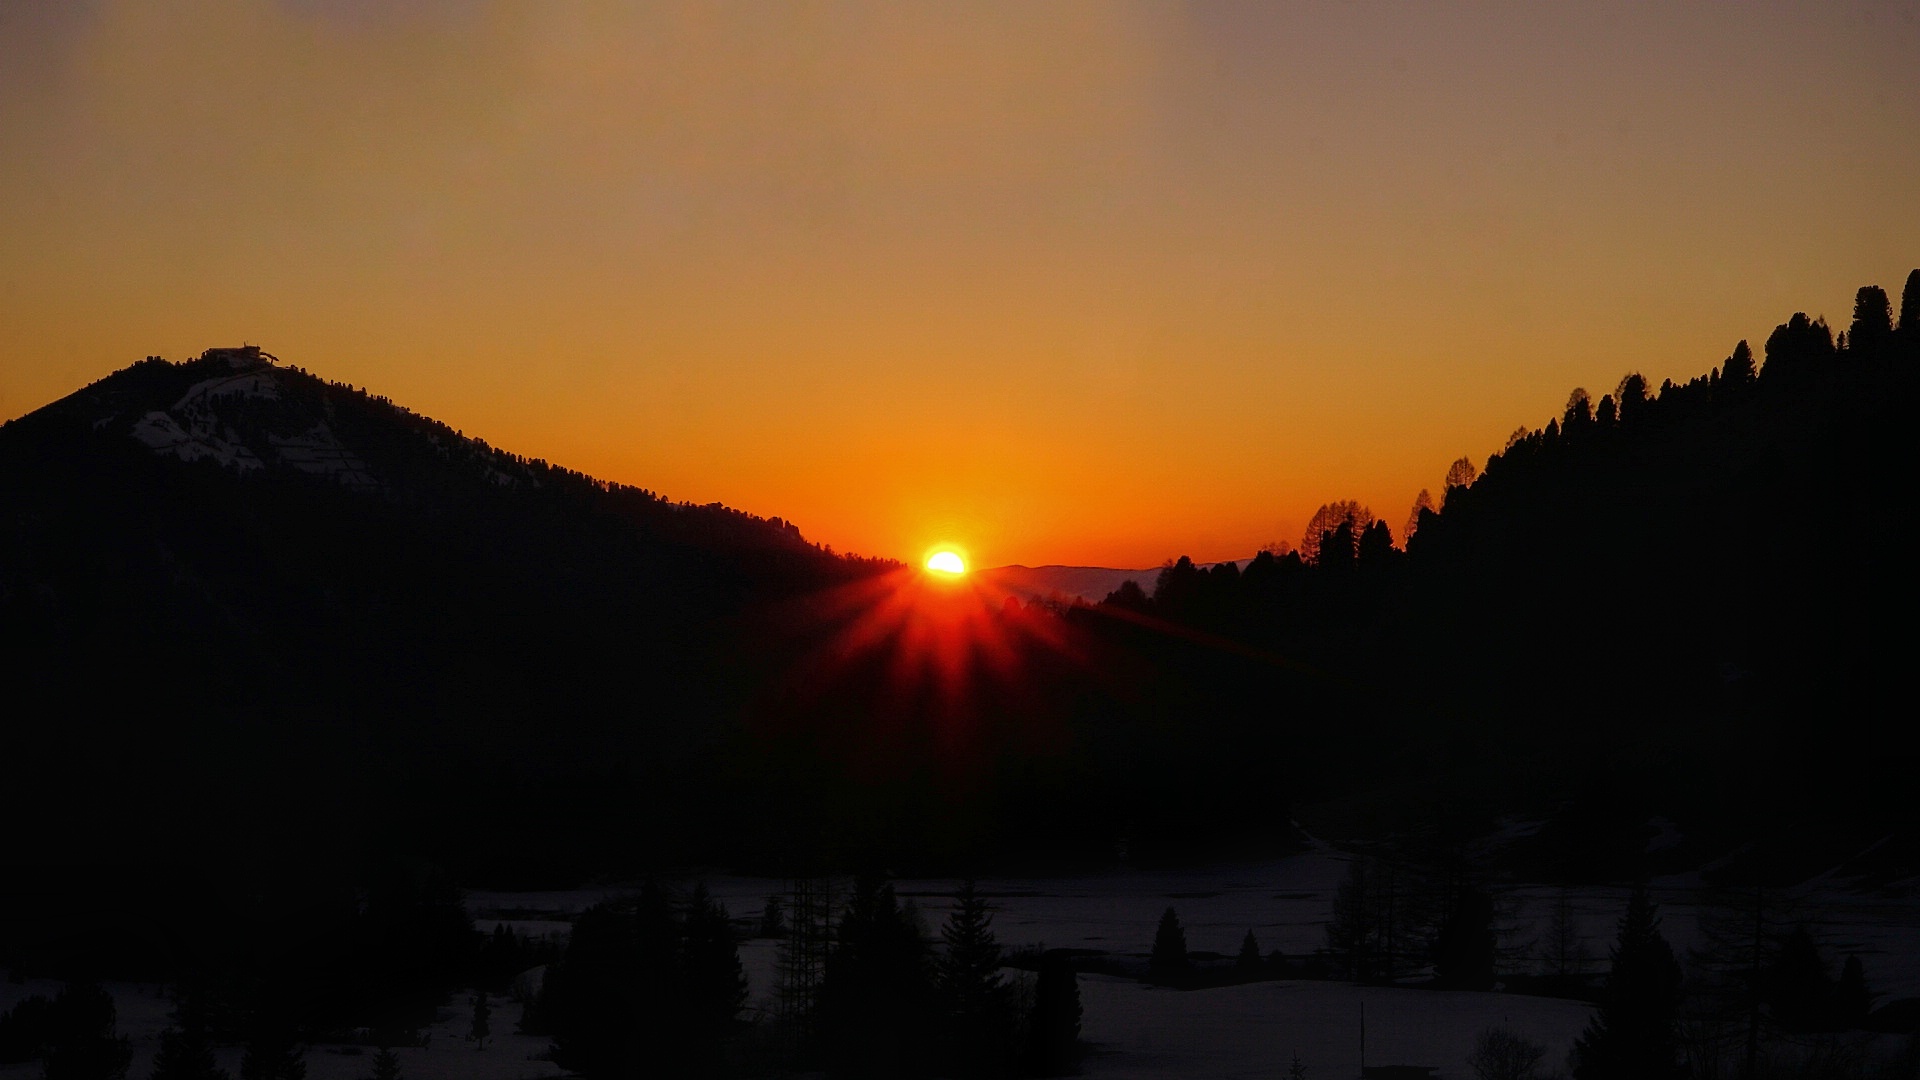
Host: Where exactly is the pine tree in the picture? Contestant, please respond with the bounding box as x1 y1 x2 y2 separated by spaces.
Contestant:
1024 951 1081 1077
151 986 227 1080
1235 929 1262 977
1571 887 1683 1080
1721 339 1756 389
1148 907 1189 985
682 884 749 1064
1767 923 1833 1032
1847 285 1894 359
817 874 934 1079
1835 955 1871 1028
935 879 1013 1077
1287 1050 1308 1079
542 901 645 1079
468 992 489 1050
365 1047 401 1080
40 982 132 1080
1899 269 1920 361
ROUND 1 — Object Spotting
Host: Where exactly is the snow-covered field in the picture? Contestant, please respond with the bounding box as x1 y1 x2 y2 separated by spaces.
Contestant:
0 979 561 1080
8 849 1916 1079
461 849 1920 1078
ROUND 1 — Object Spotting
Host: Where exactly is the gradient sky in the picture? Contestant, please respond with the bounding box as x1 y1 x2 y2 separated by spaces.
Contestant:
4 2 1917 568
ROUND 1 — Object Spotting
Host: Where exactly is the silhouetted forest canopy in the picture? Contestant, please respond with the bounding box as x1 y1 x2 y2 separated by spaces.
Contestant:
3 273 1917 995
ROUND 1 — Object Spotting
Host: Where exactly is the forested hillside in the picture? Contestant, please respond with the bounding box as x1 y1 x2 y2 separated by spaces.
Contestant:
1090 271 1920 875
3 272 1915 892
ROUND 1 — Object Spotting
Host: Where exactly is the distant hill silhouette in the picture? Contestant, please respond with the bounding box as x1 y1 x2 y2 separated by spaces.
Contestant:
976 564 1158 605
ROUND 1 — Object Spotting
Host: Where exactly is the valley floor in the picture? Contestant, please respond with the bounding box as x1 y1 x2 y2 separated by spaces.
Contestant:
8 847 1917 1079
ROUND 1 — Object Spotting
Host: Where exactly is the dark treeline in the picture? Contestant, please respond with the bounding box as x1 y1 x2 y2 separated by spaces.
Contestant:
3 275 1917 995
1052 272 1920 878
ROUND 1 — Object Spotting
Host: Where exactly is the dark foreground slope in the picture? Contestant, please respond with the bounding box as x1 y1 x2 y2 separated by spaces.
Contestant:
0 347 885 878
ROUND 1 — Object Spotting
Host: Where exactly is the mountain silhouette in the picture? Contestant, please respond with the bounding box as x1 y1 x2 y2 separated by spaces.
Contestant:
0 346 885 880
976 564 1159 605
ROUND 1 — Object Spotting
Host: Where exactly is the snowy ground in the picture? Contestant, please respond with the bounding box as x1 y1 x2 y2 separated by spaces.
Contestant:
7 849 1915 1079
0 979 561 1080
1077 977 1594 1080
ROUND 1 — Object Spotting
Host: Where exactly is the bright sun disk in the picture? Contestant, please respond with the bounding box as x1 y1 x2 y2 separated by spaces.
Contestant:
926 550 966 575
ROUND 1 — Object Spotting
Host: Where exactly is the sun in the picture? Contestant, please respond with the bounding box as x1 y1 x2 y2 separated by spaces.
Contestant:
926 550 967 575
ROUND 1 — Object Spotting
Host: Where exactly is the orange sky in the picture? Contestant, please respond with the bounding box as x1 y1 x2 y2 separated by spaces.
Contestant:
3 2 1917 568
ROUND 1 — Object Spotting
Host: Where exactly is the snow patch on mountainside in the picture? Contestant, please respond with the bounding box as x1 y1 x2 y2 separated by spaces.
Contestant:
268 423 380 490
130 409 267 473
122 357 382 490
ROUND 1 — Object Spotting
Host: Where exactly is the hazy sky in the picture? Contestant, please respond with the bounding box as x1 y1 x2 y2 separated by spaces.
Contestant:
4 2 1917 568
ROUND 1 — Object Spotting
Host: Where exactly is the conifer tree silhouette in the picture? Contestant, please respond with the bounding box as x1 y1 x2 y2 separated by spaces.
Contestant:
1571 887 1682 1080
1899 269 1920 361
151 987 227 1080
817 874 934 1078
1847 286 1894 358
467 992 489 1051
40 983 131 1080
1024 950 1082 1077
1149 907 1189 985
935 879 1013 1077
1835 954 1871 1028
364 1047 401 1080
1767 923 1833 1032
1721 339 1756 389
1236 929 1263 977
682 884 748 1065
542 901 645 1079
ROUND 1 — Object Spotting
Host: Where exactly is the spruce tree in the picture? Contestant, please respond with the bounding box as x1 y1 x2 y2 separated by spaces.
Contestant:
1571 887 1683 1080
817 874 934 1079
151 986 227 1080
1848 285 1895 358
364 1047 401 1080
468 992 489 1050
1722 339 1756 389
1235 929 1262 977
1148 908 1189 985
682 884 748 1065
1835 954 1871 1028
40 983 131 1080
935 879 1013 1077
1767 923 1833 1031
542 901 646 1079
1900 269 1920 361
1024 951 1081 1078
